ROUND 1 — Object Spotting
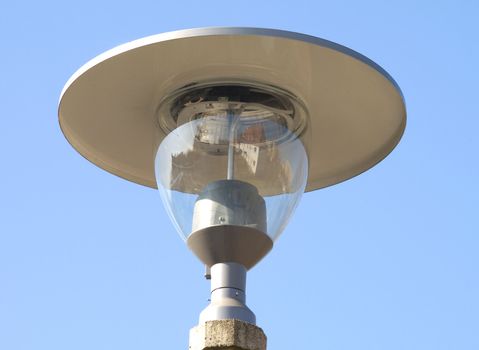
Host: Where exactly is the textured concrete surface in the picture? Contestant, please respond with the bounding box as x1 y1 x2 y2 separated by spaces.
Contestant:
189 319 267 350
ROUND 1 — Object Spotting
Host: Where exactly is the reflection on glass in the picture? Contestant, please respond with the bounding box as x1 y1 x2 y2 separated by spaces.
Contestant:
155 115 308 241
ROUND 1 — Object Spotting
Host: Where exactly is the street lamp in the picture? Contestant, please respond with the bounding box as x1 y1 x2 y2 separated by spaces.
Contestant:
58 27 406 341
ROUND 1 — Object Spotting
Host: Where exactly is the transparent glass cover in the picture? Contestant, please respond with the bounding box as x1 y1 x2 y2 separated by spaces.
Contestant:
155 82 309 241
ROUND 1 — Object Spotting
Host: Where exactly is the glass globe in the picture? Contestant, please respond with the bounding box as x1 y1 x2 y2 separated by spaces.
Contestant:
155 82 309 245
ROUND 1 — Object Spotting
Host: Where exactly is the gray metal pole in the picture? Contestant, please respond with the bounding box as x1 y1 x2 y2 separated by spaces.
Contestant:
226 109 238 180
199 262 256 325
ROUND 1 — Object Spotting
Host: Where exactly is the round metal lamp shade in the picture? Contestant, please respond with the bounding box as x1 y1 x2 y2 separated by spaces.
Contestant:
58 27 406 191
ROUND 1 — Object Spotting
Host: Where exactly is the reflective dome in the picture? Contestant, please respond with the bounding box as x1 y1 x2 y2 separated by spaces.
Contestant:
155 82 309 242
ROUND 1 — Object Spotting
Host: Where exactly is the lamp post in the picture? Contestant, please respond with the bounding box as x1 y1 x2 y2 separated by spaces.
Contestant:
59 27 406 350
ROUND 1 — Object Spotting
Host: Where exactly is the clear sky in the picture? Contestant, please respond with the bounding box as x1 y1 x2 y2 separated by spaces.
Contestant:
1 1 478 349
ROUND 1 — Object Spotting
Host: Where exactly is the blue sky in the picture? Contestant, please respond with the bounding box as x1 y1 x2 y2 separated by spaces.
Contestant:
1 1 478 349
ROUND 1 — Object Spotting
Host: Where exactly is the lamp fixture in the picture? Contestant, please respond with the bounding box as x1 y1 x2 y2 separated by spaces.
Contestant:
59 27 406 327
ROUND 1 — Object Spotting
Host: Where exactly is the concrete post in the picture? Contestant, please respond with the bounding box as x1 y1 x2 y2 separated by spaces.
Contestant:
189 320 267 350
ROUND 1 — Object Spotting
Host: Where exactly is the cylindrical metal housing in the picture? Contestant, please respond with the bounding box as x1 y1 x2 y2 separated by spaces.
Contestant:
188 180 272 270
199 262 256 324
192 180 267 233
210 262 246 292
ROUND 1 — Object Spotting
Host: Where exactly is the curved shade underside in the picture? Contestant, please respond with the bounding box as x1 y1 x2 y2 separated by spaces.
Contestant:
58 27 406 192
